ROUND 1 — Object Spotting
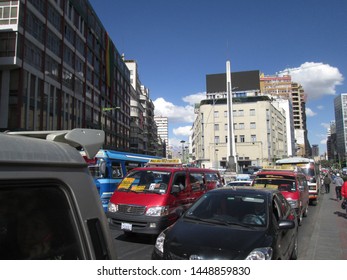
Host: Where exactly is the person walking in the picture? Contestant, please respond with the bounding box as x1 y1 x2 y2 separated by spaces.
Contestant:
323 173 332 194
334 173 344 200
341 180 347 216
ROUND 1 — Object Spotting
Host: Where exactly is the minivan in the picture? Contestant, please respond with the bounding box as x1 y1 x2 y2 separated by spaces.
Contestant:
252 166 309 225
107 165 223 235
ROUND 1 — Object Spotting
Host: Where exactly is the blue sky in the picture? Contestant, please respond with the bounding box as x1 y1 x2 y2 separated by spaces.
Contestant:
89 0 347 155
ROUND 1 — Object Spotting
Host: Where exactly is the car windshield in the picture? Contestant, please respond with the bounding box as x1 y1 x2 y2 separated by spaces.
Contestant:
116 170 171 194
253 178 297 192
185 192 267 227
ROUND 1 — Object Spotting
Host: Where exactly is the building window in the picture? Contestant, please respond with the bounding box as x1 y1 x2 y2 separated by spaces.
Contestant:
250 122 256 129
250 109 255 116
214 124 219 131
239 123 245 130
214 136 220 144
238 110 244 116
251 135 256 142
240 135 245 142
214 111 219 118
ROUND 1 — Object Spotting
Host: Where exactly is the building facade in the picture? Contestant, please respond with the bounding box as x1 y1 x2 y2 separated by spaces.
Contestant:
0 0 161 154
154 116 168 157
192 95 287 171
334 94 347 165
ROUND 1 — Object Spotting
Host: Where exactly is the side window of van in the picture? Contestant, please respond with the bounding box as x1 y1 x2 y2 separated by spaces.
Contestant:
190 173 205 192
173 173 186 191
0 182 82 260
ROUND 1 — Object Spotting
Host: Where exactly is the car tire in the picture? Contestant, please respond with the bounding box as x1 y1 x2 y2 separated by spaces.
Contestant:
290 232 298 260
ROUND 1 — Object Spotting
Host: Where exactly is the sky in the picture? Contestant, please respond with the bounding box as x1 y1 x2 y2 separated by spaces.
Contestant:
89 0 347 155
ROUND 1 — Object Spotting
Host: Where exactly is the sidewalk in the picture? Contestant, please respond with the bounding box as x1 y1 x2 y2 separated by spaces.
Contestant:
302 186 347 259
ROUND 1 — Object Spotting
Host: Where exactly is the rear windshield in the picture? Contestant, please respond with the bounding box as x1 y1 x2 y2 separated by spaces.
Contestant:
253 178 297 192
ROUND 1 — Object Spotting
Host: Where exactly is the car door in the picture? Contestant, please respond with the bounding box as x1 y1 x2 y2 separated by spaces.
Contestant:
171 171 191 212
272 193 296 259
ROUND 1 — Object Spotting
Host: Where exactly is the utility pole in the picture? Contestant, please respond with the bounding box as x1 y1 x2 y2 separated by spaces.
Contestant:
226 60 237 172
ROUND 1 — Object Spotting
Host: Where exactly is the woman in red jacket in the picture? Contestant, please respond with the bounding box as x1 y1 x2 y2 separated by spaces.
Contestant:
341 180 347 214
342 180 347 199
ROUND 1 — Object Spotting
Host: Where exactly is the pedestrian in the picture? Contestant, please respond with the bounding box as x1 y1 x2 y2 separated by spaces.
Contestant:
341 180 347 215
323 173 332 194
334 173 344 200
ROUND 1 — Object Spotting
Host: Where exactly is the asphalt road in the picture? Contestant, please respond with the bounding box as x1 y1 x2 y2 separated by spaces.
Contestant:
109 201 320 260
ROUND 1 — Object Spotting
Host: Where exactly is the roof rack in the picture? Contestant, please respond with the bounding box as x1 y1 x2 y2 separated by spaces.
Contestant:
146 158 182 167
261 165 301 172
5 128 104 159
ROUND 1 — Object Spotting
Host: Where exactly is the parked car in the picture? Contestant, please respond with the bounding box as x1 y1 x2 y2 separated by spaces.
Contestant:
107 162 223 235
0 129 117 260
252 166 309 225
152 187 298 260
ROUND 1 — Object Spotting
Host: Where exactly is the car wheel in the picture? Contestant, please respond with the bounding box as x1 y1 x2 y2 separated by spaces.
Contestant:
290 232 298 260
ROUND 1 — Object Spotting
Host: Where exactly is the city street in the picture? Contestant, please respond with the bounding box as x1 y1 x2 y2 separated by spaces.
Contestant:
109 189 347 260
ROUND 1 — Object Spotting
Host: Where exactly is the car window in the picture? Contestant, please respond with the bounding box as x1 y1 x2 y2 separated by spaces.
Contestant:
190 173 205 192
0 182 83 260
117 170 171 193
273 193 291 219
254 177 297 192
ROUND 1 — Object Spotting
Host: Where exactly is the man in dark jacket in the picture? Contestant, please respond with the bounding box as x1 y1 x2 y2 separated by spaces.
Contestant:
323 174 332 193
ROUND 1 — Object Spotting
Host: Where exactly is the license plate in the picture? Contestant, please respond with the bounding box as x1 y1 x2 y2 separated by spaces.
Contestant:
121 222 132 231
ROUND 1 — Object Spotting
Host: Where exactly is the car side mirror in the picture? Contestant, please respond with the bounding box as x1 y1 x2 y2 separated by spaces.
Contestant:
278 219 295 230
171 184 181 194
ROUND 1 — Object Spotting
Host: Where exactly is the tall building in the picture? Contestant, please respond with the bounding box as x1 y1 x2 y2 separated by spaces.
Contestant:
260 74 310 157
192 70 287 171
334 94 347 164
154 116 168 157
0 0 161 154
0 0 129 150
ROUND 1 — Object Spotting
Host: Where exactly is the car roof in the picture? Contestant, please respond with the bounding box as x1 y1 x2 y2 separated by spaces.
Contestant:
129 166 221 173
209 186 278 196
256 169 303 177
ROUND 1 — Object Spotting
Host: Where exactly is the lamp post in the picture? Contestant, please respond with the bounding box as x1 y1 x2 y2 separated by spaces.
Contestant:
180 140 186 163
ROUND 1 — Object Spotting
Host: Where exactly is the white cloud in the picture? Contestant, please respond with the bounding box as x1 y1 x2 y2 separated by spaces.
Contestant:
182 92 206 105
282 62 344 100
321 122 331 129
306 107 317 117
153 97 195 123
317 105 324 110
173 126 192 137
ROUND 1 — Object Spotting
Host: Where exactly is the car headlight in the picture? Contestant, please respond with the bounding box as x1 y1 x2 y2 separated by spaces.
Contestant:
155 231 166 254
245 247 273 260
146 206 169 216
108 202 118 213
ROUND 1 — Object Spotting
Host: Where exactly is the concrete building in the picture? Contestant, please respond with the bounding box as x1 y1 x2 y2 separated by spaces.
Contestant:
334 93 347 165
193 95 287 171
154 116 168 157
0 0 161 154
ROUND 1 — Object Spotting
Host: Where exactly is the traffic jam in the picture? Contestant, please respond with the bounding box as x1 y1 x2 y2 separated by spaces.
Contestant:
91 154 321 260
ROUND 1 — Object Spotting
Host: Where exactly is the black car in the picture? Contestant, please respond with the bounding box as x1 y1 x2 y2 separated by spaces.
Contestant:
152 187 298 260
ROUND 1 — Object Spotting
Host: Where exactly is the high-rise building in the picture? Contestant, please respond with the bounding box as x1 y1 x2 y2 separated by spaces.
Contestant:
0 0 133 150
334 94 347 164
154 116 168 157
